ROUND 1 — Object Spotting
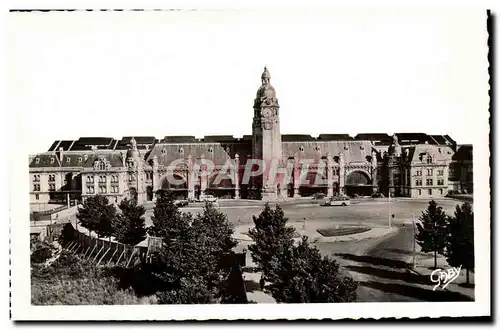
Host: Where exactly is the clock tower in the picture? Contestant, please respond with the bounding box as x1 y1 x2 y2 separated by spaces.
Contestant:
252 67 284 201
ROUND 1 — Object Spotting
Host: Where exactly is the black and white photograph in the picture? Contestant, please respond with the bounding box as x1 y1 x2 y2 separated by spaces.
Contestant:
7 4 491 321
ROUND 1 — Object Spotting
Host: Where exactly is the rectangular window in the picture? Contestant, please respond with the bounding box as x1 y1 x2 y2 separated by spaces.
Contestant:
33 175 40 182
437 179 444 186
99 186 107 194
437 169 444 176
427 168 433 176
87 186 94 194
35 194 39 200
418 189 421 196
428 189 433 195
33 184 40 191
49 184 56 191
440 189 444 195
426 179 433 186
416 169 422 176
48 174 55 182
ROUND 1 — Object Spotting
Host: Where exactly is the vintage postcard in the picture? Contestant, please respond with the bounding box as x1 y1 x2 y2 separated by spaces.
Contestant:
8 6 491 321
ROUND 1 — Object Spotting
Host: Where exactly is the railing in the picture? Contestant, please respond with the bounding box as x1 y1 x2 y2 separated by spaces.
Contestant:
32 204 68 216
64 223 148 267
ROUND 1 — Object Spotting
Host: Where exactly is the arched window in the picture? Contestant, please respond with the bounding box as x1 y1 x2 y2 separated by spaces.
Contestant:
299 146 304 152
426 155 433 164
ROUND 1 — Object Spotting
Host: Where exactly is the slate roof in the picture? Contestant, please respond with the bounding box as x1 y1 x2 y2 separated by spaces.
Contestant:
354 133 392 145
59 153 87 168
70 137 115 150
146 141 252 167
161 136 199 143
281 135 315 142
395 133 430 144
29 154 61 168
47 141 60 152
115 136 157 150
58 140 75 151
317 134 353 141
404 144 454 164
202 135 240 143
82 152 126 168
282 141 373 163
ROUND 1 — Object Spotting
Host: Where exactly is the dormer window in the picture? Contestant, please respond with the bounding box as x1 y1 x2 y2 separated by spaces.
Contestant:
50 158 55 164
161 148 166 154
35 158 40 164
179 147 184 154
78 157 83 163
66 157 71 163
299 146 304 152
314 146 321 152
208 147 214 154
344 146 349 150
84 155 88 161
426 155 433 164
360 146 364 150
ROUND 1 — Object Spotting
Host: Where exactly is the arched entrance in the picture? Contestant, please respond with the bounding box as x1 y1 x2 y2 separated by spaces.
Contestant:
345 170 372 197
146 186 153 201
296 169 328 197
161 173 188 200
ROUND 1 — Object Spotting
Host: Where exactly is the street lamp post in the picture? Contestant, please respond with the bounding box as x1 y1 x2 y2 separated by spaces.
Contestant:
412 212 416 269
388 193 392 229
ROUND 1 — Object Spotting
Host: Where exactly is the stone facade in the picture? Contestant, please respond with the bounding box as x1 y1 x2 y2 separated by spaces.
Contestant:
28 68 472 204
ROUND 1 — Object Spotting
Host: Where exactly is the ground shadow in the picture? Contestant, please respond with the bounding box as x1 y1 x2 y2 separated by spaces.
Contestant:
335 253 410 269
458 283 475 289
358 281 474 302
346 265 431 285
243 279 261 293
383 248 414 255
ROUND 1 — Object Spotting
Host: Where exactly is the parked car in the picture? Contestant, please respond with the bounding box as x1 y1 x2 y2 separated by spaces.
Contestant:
174 200 189 207
323 196 350 206
312 193 326 200
200 194 218 203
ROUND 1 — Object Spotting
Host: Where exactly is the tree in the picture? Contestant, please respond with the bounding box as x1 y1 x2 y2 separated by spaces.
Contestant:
446 202 474 284
149 197 239 303
76 195 117 238
267 237 357 303
114 198 147 246
415 200 448 269
248 204 295 283
148 190 191 239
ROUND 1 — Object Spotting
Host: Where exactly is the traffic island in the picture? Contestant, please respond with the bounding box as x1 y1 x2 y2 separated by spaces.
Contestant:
317 226 371 237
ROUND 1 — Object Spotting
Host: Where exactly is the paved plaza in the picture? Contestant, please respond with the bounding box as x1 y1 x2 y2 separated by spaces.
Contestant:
144 197 464 230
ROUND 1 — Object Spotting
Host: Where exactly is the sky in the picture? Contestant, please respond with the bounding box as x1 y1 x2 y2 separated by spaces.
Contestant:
8 9 489 155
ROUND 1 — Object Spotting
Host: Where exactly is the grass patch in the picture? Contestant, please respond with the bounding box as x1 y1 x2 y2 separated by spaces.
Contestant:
317 227 371 237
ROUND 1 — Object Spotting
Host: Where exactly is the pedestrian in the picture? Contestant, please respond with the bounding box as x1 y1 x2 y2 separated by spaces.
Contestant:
259 277 265 291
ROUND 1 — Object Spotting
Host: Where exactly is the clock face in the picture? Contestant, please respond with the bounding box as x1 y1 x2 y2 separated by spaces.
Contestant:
262 108 272 118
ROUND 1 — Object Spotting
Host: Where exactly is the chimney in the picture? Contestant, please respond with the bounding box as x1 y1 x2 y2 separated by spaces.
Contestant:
58 147 64 163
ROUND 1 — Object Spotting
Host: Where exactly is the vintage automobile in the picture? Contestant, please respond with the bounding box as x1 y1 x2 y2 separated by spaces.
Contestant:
174 200 189 207
312 193 326 200
323 196 351 206
199 194 218 203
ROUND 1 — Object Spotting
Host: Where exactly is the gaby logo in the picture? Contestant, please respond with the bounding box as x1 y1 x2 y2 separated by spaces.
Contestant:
430 265 462 291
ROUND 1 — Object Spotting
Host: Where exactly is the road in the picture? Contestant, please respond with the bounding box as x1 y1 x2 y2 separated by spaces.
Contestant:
316 226 473 302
